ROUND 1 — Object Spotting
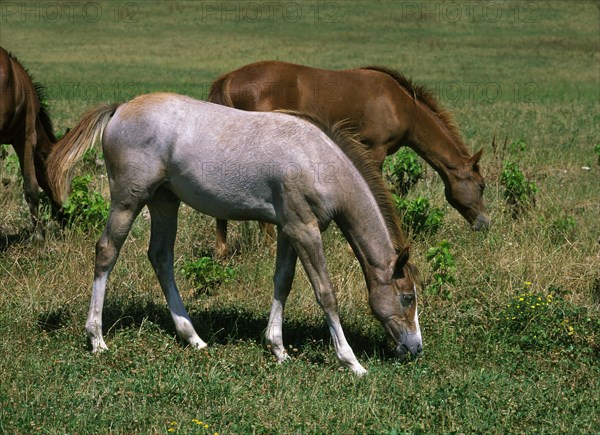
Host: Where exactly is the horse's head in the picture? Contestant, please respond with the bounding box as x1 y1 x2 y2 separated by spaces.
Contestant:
370 252 422 358
444 148 490 231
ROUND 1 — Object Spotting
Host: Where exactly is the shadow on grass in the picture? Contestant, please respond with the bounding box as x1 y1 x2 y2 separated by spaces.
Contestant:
38 298 396 362
0 228 31 252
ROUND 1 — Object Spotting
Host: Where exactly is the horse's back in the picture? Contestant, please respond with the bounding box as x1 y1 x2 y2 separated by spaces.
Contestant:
209 61 408 158
105 94 348 223
0 47 17 140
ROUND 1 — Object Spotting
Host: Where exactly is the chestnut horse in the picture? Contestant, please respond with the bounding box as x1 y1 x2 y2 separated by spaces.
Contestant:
208 61 489 257
46 93 422 374
0 47 60 236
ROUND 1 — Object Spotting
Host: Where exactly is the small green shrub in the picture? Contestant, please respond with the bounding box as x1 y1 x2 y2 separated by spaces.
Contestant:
509 138 527 153
500 161 538 216
425 240 456 299
180 256 236 294
62 175 109 231
394 195 444 235
498 284 599 355
383 148 423 196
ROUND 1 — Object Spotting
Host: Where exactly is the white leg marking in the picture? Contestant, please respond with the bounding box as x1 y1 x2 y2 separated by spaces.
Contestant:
328 317 367 375
86 272 109 352
265 232 296 363
266 301 288 362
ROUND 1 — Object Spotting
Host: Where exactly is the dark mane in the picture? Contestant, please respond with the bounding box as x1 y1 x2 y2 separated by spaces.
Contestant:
34 82 57 143
7 51 56 143
278 110 410 258
361 65 468 155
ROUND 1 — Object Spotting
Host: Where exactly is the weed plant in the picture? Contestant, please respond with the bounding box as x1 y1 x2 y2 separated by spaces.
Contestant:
180 256 237 294
425 240 456 299
394 195 445 236
383 148 423 196
500 161 538 216
62 175 109 231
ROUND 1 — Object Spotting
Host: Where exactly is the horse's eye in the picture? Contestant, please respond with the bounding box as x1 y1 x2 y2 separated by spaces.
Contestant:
401 294 415 307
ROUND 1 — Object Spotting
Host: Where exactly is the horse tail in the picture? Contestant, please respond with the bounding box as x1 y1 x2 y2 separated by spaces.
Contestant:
207 74 234 107
46 103 120 205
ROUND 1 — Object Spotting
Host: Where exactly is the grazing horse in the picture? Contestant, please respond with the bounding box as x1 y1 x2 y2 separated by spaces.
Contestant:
0 47 59 236
46 93 422 374
208 60 490 256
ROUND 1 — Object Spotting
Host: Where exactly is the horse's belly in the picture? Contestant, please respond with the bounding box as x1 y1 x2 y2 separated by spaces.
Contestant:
166 173 277 223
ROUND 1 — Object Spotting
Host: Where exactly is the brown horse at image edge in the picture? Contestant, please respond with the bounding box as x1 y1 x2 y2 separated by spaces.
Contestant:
0 46 61 237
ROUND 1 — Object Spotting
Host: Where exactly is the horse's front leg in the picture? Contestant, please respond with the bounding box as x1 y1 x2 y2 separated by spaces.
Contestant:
265 230 297 362
87 204 142 352
147 189 206 349
283 221 367 375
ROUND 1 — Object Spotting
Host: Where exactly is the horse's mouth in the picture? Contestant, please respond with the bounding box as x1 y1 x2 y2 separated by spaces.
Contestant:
396 343 423 359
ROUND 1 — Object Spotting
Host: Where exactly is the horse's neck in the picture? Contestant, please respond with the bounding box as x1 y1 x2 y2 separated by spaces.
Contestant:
31 119 56 197
402 100 469 183
35 119 55 160
335 191 396 287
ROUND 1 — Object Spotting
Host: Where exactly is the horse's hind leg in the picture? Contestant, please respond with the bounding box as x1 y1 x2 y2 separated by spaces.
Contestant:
147 188 206 349
265 230 297 362
87 201 144 352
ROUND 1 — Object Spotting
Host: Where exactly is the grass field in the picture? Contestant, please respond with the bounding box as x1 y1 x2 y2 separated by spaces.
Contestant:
1 1 599 433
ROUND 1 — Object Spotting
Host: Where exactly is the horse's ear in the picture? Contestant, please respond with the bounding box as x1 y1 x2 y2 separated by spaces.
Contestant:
470 148 484 164
393 247 410 279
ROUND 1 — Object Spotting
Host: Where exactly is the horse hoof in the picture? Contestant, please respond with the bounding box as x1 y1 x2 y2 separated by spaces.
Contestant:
353 368 368 376
91 340 109 353
192 341 208 350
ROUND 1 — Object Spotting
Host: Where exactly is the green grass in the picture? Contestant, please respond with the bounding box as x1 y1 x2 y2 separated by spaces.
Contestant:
1 1 599 433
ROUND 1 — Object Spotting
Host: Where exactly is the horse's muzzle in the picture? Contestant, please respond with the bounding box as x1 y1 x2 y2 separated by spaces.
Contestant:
397 332 423 358
471 213 490 231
